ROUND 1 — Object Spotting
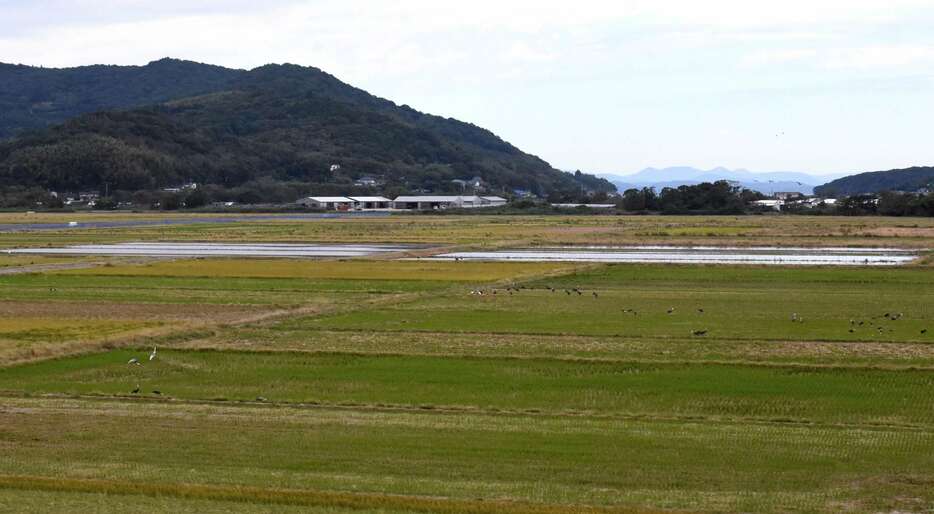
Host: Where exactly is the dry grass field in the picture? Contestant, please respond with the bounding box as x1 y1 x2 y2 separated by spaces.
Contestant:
0 214 933 250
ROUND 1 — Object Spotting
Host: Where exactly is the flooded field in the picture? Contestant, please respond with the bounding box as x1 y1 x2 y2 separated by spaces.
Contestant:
429 246 920 266
5 242 418 258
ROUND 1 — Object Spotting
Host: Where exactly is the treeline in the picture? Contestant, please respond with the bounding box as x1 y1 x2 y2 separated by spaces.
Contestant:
832 192 934 217
618 181 763 214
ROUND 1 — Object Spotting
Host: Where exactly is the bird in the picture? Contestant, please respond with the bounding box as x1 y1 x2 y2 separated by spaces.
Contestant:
667 308 675 315
692 330 708 336
127 357 141 366
697 309 705 314
149 347 157 361
152 390 162 395
791 313 798 322
256 396 268 402
922 329 928 335
592 292 598 298
849 329 855 333
131 384 140 394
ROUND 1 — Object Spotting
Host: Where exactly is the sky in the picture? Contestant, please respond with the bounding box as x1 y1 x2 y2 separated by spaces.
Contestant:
2 0 933 177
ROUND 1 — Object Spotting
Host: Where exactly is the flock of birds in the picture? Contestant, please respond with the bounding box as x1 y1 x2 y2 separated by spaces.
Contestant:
469 285 713 337
126 347 160 395
468 285 928 338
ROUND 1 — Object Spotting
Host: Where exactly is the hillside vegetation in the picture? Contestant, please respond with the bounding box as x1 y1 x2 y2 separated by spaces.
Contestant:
815 166 934 196
0 59 613 199
0 58 240 138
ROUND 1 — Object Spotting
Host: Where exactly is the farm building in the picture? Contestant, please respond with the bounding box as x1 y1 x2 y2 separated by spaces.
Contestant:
393 195 508 210
349 196 392 210
297 197 355 210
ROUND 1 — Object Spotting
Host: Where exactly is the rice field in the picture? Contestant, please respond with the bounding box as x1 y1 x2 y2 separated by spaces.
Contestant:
1 214 933 249
0 215 932 513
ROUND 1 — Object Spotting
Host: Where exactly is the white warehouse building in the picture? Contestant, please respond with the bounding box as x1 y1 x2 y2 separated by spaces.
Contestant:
297 196 356 210
297 196 393 211
393 195 507 210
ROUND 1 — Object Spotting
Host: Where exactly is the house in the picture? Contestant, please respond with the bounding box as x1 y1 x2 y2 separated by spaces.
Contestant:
774 192 802 200
162 182 198 194
451 176 486 192
754 199 783 211
353 176 382 187
296 196 355 211
349 196 392 210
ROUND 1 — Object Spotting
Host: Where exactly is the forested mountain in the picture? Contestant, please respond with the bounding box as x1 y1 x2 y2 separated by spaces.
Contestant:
815 166 934 196
0 58 241 138
0 59 611 199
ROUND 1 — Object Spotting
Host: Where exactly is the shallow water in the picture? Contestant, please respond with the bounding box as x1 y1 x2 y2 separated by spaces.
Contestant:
5 242 417 258
427 247 920 266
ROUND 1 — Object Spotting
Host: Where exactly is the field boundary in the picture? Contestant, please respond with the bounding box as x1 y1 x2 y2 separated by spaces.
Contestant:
0 474 663 514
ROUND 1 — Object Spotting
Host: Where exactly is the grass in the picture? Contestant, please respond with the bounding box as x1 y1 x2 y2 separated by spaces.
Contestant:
294 265 933 342
1 214 933 249
2 349 934 427
0 318 160 343
180 329 934 368
0 216 932 512
58 259 580 282
0 397 932 513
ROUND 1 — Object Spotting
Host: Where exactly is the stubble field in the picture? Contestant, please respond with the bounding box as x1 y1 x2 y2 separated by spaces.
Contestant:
0 214 932 513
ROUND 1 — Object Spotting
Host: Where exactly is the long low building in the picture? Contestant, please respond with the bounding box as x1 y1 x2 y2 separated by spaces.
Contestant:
393 195 507 210
349 196 393 210
297 196 393 211
297 197 355 210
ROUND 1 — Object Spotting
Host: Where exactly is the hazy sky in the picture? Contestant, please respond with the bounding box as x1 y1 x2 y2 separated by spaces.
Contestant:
2 0 933 175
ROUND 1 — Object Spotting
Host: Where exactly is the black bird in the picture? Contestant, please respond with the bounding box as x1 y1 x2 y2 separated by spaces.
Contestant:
152 390 162 395
565 290 572 295
592 292 598 298
667 308 675 315
698 309 704 314
922 329 928 335
692 330 708 336
849 329 855 333
131 385 140 394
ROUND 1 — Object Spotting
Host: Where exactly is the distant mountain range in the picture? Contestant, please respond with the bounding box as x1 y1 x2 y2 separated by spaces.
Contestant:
0 58 613 197
598 167 847 195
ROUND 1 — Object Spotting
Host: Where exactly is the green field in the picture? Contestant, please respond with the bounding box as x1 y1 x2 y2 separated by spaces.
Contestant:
0 215 932 513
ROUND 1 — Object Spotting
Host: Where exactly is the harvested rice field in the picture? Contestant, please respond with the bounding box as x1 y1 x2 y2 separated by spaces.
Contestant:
0 214 931 513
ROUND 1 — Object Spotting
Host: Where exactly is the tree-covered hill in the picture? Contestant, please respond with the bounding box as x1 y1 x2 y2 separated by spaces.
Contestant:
0 60 613 198
0 58 241 138
815 166 934 197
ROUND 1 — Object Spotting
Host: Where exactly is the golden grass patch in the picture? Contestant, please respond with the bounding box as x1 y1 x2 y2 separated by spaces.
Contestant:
59 259 582 282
